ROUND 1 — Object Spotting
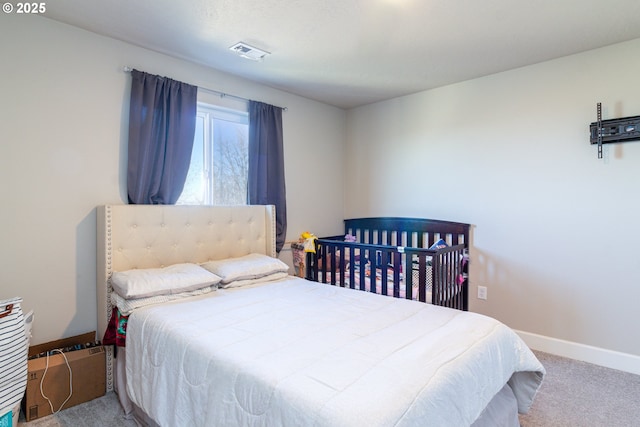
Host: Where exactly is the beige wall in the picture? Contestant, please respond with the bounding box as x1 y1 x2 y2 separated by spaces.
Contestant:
346 38 640 368
0 14 346 344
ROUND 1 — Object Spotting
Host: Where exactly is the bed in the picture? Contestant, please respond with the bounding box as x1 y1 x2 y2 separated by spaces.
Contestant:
307 217 470 311
96 204 544 427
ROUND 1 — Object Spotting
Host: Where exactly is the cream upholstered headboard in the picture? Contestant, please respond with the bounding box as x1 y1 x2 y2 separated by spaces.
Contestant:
96 204 276 391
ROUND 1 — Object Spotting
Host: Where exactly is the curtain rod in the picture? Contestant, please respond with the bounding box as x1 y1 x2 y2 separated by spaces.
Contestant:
123 66 287 111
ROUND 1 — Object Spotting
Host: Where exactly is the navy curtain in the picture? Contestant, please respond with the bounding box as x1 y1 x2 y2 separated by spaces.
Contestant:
127 69 198 204
248 101 287 253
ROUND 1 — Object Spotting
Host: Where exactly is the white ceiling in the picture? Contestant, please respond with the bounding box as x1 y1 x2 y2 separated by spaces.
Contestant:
43 0 640 109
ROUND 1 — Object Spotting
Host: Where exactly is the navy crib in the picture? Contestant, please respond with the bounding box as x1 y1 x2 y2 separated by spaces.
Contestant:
306 217 470 311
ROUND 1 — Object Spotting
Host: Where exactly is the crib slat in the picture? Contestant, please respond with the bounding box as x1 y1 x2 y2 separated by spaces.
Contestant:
403 252 412 300
392 251 401 298
348 245 356 290
380 250 388 296
418 254 427 303
359 248 367 291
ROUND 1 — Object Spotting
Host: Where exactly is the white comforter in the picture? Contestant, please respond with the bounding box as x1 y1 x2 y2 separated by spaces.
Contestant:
125 276 544 427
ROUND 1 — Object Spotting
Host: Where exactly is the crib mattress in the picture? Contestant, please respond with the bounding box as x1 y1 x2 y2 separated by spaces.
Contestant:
125 276 543 427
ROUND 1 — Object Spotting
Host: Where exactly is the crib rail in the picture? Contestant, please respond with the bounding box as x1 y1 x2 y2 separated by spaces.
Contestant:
344 217 469 248
308 238 468 310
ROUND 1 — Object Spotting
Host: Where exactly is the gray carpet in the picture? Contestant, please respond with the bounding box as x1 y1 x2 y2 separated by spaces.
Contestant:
519 351 640 427
17 392 136 427
17 351 640 426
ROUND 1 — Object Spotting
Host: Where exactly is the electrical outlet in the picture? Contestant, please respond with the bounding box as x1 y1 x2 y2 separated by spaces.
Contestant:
477 286 487 300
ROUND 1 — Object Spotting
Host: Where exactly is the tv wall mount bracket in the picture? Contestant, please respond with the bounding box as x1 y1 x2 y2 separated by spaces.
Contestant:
590 102 640 159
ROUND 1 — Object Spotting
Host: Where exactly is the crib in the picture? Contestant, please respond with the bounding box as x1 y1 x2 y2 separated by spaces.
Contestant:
306 217 470 311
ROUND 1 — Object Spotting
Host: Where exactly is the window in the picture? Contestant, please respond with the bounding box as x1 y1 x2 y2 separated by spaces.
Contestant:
178 103 249 205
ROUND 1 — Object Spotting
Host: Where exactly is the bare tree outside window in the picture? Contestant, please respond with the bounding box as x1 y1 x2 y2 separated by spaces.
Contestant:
178 104 248 205
213 120 248 205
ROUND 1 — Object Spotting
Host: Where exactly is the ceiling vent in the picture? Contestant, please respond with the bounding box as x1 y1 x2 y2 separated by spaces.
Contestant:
229 42 270 61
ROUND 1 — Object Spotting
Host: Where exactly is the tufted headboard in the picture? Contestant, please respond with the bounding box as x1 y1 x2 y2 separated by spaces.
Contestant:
96 204 276 390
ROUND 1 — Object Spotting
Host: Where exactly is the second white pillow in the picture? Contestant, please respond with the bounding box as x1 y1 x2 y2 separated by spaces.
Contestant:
201 253 289 284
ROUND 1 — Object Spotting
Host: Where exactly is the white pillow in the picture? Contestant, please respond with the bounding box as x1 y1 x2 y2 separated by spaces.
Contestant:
201 253 289 284
220 271 289 289
111 263 222 299
110 285 217 315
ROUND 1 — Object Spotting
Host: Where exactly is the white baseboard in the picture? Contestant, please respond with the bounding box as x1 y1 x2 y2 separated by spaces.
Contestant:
515 330 640 376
